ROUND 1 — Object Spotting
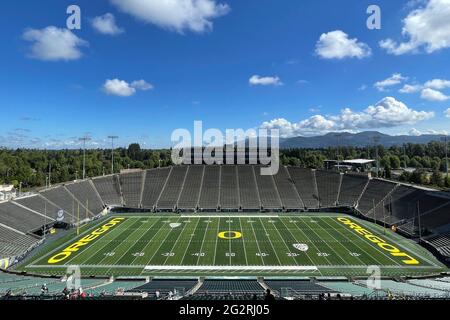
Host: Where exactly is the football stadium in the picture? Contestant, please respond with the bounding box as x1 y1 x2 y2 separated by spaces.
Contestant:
1 164 450 300
2 0 450 311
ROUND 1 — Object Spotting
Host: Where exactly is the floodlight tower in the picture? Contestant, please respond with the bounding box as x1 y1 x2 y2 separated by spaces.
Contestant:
373 136 380 178
79 136 91 180
108 135 119 174
335 133 342 171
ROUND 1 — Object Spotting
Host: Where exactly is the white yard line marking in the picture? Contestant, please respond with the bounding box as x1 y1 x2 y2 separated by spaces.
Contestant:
248 217 265 266
104 218 161 273
160 218 191 265
194 218 210 265
212 218 221 266
144 217 183 265
238 217 249 266
323 217 383 266
97 218 158 265
257 218 283 266
311 217 356 266
278 217 317 268
289 218 333 265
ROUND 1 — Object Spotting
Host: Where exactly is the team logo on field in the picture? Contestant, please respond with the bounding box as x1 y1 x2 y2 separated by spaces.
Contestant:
218 231 242 239
293 243 309 252
169 223 182 228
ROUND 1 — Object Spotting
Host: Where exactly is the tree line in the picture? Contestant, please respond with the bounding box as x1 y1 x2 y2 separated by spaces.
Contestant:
0 141 449 190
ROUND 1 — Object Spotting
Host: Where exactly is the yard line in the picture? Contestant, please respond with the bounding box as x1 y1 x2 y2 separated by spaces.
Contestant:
160 218 192 265
314 217 365 266
333 216 404 267
300 217 350 265
264 218 298 266
238 217 249 266
228 217 232 266
246 217 265 266
103 217 161 272
212 217 221 266
257 218 283 266
321 217 382 266
194 218 210 265
277 217 317 268
169 218 204 265
289 218 333 265
143 217 183 265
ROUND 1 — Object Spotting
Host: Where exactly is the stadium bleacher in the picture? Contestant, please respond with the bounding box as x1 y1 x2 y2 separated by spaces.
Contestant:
219 165 240 210
40 186 92 219
315 170 341 208
177 165 204 211
129 279 198 297
254 166 282 210
338 174 369 207
0 225 39 258
237 166 261 210
92 175 123 207
287 167 319 208
265 279 333 296
120 171 144 208
141 167 171 209
14 195 73 223
197 165 220 211
65 180 104 215
0 201 52 233
157 166 188 210
425 232 450 258
357 179 397 215
272 166 303 210
194 279 263 295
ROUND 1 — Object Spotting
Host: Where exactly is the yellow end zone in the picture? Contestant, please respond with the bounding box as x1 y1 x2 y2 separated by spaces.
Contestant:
47 217 126 264
337 217 419 265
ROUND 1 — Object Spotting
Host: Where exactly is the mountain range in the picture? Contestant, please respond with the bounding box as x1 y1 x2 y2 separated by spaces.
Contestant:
279 131 447 149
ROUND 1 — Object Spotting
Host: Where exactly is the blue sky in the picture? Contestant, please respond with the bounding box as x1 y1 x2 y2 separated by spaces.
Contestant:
1 0 450 149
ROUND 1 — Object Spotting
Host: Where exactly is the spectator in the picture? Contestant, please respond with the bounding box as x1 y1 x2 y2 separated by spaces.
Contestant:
264 289 275 301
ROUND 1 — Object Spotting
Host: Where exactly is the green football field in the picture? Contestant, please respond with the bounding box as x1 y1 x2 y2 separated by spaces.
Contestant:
20 213 447 277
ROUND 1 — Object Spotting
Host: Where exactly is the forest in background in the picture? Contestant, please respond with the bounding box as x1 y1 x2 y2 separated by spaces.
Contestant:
1 141 449 190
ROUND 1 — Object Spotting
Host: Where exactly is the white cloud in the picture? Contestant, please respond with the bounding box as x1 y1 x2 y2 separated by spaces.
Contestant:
380 0 450 55
423 79 450 90
91 13 124 35
260 97 434 137
103 78 154 96
110 0 230 33
445 108 450 117
131 79 154 90
315 30 371 59
399 84 423 93
421 88 450 101
374 73 408 91
22 26 88 61
249 75 282 86
103 79 136 97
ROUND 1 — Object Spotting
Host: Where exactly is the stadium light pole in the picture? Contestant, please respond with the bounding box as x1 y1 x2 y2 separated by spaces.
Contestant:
79 136 91 180
108 136 119 174
373 136 380 178
335 133 342 172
